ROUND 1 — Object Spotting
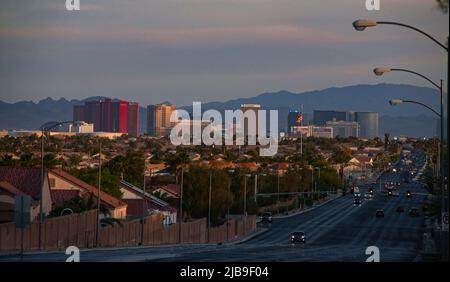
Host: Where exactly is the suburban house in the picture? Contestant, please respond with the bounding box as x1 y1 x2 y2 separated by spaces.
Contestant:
149 184 180 199
0 166 52 223
269 162 291 175
48 169 127 220
345 155 374 172
119 180 177 224
234 162 259 172
146 163 171 176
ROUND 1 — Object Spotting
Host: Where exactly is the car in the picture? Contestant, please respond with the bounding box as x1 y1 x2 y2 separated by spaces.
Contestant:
396 182 401 186
409 208 420 217
376 210 385 218
290 231 306 244
406 191 412 198
354 198 362 206
364 193 372 199
387 189 393 196
396 206 405 213
260 212 273 223
392 191 400 197
368 188 374 195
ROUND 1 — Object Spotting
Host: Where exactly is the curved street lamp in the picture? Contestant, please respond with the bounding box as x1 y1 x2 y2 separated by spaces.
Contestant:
38 120 76 250
352 20 448 51
389 99 441 117
353 21 448 219
373 67 442 90
374 66 445 224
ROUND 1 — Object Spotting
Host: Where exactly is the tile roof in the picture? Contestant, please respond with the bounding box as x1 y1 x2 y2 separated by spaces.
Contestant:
123 199 175 217
0 166 43 199
120 180 170 208
50 168 127 209
51 189 80 207
163 184 180 197
0 181 25 196
150 184 181 198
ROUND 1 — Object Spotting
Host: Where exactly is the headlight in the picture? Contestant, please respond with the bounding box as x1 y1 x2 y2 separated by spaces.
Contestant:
291 236 295 238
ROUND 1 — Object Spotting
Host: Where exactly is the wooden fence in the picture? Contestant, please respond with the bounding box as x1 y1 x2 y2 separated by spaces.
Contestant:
0 212 256 252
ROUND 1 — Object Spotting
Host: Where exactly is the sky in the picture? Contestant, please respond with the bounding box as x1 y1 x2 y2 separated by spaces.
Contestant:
0 0 448 107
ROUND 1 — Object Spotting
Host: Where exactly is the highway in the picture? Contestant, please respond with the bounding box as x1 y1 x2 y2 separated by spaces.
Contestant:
0 149 428 262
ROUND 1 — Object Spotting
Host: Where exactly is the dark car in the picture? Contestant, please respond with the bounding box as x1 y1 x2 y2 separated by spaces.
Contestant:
396 206 405 213
354 198 362 206
290 231 306 244
376 209 385 218
409 208 420 217
396 182 401 187
260 212 273 223
406 191 412 198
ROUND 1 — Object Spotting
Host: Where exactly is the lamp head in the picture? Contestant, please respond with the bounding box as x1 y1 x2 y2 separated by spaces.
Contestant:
352 20 377 31
389 99 403 106
374 67 391 76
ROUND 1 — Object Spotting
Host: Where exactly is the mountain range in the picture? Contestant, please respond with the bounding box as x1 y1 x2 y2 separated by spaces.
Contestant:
0 83 441 137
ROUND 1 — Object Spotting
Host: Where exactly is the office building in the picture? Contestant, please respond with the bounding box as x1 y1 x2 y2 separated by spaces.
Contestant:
147 104 177 137
57 122 94 133
313 110 348 126
312 126 333 138
85 101 102 131
127 102 140 137
290 126 333 139
73 105 85 122
326 120 360 138
100 98 112 132
72 98 139 136
355 112 379 139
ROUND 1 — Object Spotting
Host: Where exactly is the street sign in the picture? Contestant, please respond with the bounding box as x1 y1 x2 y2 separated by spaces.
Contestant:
14 195 31 229
442 212 448 232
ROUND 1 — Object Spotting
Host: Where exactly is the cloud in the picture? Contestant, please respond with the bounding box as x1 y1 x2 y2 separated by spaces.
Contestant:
0 24 381 47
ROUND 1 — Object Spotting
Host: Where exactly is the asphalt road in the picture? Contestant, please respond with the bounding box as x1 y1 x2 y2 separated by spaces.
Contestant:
0 149 428 262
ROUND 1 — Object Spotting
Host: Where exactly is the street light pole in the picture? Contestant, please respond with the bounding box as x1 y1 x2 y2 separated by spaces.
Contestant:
38 120 75 250
277 173 280 213
208 170 212 243
311 167 314 200
179 168 184 243
354 19 448 230
96 139 102 248
39 130 44 250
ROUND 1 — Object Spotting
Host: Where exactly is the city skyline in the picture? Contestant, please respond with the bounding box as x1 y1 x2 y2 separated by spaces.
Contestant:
0 0 448 107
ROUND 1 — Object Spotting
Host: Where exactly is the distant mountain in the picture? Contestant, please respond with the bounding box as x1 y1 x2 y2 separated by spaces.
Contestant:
0 83 441 137
180 83 441 137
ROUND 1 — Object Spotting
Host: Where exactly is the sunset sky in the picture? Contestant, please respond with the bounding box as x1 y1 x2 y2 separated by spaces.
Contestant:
0 0 448 106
